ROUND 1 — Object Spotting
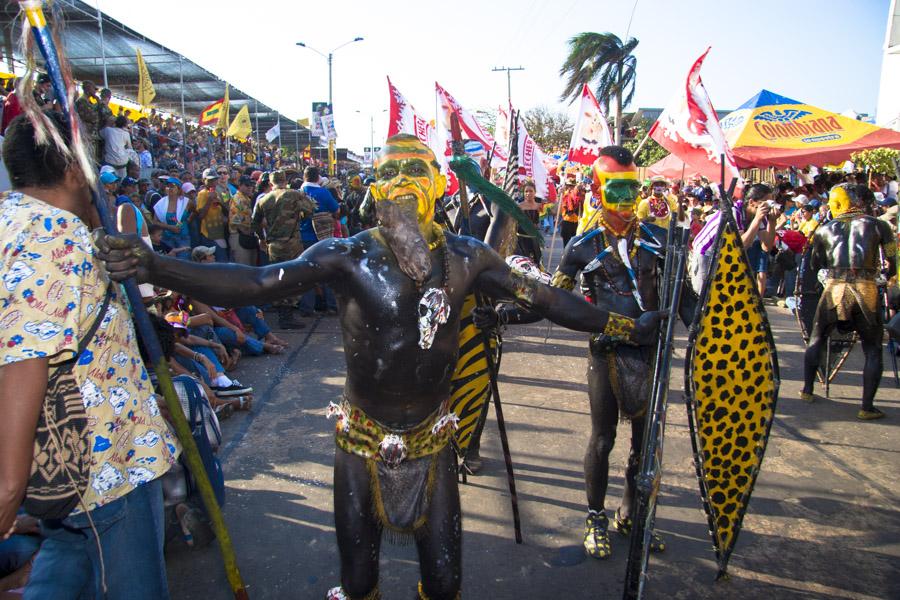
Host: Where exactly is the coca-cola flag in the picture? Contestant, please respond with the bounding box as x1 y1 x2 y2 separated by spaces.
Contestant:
649 48 741 186
516 115 552 199
386 77 457 194
568 84 613 165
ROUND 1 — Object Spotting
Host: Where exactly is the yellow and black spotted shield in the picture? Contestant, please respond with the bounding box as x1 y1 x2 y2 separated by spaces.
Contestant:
684 201 780 579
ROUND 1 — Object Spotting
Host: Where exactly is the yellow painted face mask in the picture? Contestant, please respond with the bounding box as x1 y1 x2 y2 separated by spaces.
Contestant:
828 185 853 217
372 138 447 230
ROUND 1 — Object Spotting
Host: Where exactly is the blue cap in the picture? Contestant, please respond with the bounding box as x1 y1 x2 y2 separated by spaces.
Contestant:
121 176 138 186
99 171 119 185
165 176 182 188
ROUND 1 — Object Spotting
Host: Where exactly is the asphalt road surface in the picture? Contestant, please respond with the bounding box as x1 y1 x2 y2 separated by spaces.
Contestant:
166 304 900 599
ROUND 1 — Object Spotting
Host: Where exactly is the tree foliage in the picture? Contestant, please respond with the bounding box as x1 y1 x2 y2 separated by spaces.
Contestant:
851 148 900 175
522 106 573 153
559 32 638 144
623 119 669 167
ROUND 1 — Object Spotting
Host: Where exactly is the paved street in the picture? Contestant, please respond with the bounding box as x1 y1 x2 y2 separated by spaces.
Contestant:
167 304 900 599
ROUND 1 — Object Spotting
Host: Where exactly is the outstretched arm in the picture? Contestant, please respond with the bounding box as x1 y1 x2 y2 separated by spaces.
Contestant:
490 236 587 326
473 244 662 344
96 234 347 308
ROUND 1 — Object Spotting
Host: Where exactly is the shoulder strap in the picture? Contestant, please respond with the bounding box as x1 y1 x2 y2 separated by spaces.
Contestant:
76 287 113 356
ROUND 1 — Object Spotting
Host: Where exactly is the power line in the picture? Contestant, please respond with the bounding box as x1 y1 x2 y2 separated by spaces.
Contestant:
624 0 640 40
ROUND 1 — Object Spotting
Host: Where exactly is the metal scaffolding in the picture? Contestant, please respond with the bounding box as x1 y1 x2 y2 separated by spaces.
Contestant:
0 0 316 151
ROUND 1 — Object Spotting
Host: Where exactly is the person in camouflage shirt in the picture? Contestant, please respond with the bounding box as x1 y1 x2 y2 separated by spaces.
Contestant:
251 170 316 329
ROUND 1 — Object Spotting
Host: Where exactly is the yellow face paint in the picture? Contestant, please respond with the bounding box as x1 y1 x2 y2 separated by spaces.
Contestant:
372 138 447 230
828 185 853 217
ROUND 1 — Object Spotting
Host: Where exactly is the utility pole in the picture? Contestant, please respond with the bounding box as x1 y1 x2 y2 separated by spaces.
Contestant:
492 66 525 106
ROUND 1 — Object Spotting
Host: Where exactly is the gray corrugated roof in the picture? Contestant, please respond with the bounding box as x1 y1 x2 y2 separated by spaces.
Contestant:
0 0 317 150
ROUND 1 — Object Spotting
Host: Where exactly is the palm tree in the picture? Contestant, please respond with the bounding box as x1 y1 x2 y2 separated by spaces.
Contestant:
560 32 638 145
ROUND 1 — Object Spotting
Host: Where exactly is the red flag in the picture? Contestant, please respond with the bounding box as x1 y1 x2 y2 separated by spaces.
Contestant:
649 48 741 186
568 84 613 165
386 77 458 195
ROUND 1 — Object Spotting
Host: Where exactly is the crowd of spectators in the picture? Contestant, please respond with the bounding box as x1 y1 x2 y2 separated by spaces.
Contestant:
0 79 376 595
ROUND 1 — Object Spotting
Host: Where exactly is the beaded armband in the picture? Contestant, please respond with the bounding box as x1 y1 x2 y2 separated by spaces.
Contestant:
508 270 538 305
601 312 635 342
884 236 897 259
550 270 576 291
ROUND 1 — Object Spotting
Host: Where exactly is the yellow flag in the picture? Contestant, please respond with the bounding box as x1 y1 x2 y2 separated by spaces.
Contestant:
217 84 230 131
297 117 310 128
136 49 155 108
227 104 252 139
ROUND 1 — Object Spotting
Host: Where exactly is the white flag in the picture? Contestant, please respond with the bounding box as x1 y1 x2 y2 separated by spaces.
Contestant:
265 122 280 143
568 84 613 165
517 116 551 199
321 113 337 141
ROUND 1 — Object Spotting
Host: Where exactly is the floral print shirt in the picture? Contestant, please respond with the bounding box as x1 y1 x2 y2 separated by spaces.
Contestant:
1 192 179 513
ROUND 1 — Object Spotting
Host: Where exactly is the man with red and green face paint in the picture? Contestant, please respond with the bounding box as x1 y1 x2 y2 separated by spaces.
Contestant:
480 146 696 562
96 135 663 599
557 147 697 559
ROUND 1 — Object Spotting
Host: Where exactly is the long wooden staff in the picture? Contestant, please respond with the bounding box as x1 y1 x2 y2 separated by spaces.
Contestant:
19 3 248 597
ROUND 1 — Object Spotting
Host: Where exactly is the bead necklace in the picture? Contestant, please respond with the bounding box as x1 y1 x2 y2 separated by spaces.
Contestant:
832 209 866 221
596 212 639 263
591 226 639 297
416 225 450 293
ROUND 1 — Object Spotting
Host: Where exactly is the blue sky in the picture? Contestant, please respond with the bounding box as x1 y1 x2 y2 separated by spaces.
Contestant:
96 0 890 153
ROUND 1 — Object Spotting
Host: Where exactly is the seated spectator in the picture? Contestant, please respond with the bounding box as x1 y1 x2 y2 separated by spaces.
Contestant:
189 247 286 355
163 308 252 405
149 223 188 257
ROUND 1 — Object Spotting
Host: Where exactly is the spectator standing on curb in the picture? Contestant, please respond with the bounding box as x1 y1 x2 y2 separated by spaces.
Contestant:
135 138 154 181
196 168 229 262
299 166 340 315
74 80 99 159
0 112 179 599
100 115 133 177
559 173 584 247
251 170 314 329
229 175 257 265
690 183 776 295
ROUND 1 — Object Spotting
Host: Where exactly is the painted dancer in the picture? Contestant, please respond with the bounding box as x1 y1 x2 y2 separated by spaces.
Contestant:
98 134 663 600
801 183 896 420
476 146 695 561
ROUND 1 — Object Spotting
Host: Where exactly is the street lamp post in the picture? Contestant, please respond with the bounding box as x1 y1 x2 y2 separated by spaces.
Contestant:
297 37 364 176
356 109 387 167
